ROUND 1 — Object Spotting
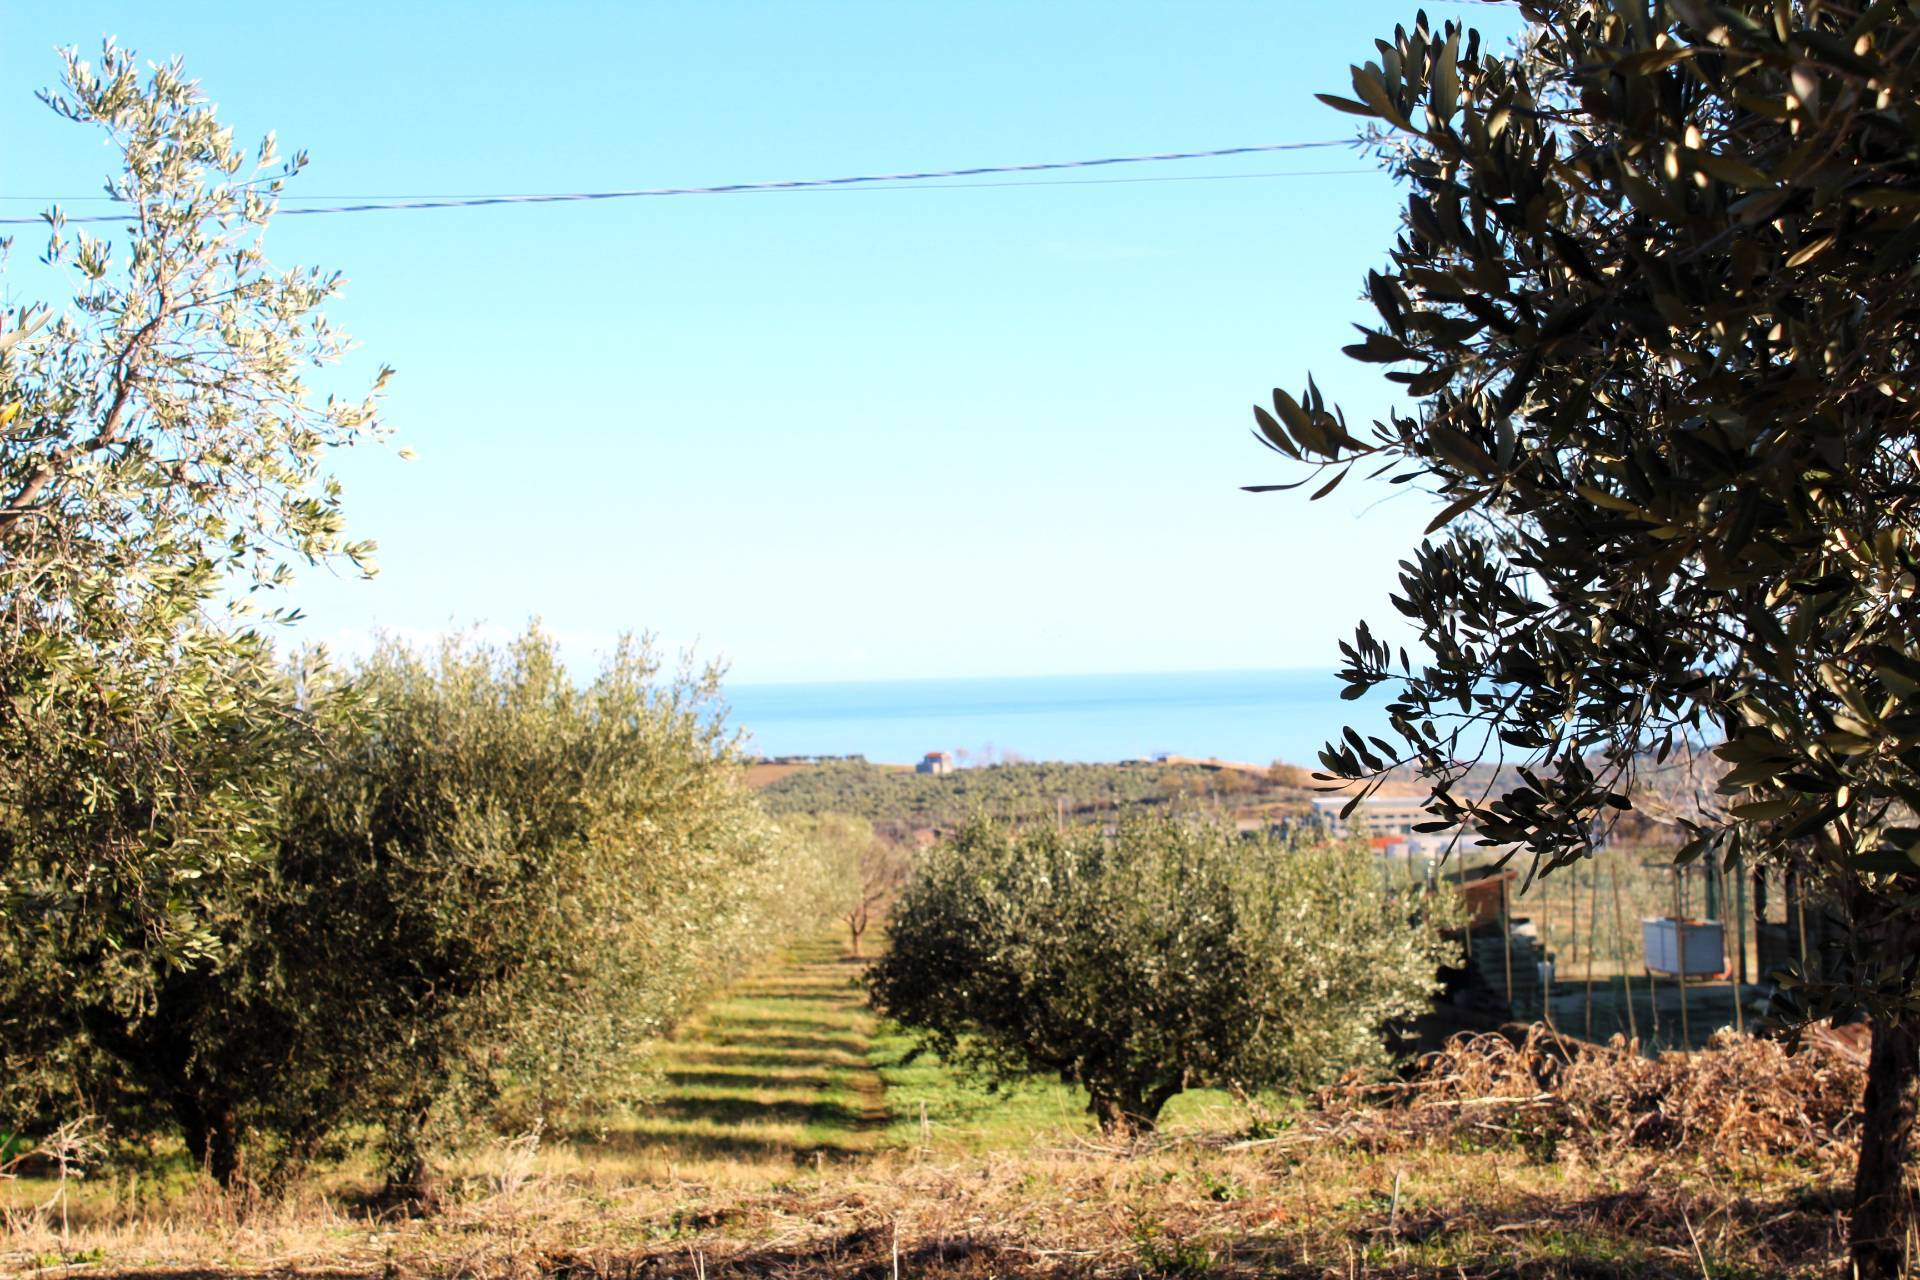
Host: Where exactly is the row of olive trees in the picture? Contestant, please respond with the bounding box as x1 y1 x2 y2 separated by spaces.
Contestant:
869 813 1456 1133
0 46 842 1192
780 813 913 957
2 628 840 1191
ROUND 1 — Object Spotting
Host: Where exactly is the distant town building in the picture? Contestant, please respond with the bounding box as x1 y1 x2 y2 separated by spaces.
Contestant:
751 753 867 765
1311 794 1523 861
916 751 953 775
1311 795 1452 858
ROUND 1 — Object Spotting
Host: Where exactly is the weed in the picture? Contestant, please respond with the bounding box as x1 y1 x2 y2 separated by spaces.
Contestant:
1195 1171 1244 1203
1131 1217 1216 1278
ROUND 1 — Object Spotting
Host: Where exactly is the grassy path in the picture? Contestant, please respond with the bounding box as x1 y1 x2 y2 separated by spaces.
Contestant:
602 929 1250 1171
613 933 888 1164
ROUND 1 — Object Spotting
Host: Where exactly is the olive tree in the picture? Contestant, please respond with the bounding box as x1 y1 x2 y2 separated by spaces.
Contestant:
0 43 386 1142
843 833 911 959
257 630 790 1191
1248 4 1920 1271
868 813 1452 1133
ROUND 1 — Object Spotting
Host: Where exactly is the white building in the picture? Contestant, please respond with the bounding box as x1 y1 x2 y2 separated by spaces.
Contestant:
1311 795 1456 858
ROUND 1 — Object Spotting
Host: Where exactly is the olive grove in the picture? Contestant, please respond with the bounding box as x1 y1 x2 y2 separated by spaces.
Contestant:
0 46 841 1193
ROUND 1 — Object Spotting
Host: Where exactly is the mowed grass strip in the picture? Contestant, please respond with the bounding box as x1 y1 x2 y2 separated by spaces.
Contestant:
868 1022 1251 1153
602 933 887 1165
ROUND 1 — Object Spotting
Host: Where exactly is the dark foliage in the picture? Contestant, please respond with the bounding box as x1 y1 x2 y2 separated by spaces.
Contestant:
1252 3 1920 1271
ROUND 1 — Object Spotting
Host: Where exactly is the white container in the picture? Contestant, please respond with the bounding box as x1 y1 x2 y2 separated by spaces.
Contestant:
1642 917 1725 977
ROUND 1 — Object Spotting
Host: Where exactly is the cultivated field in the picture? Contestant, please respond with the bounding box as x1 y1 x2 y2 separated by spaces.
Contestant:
1 932 1866 1279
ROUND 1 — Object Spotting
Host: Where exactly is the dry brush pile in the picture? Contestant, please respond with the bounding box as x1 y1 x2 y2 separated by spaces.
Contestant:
1314 1023 1867 1180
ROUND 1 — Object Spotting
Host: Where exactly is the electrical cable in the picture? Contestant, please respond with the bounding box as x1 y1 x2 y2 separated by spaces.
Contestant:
0 139 1364 224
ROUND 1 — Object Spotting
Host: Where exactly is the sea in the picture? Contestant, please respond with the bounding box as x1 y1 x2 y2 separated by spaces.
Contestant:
721 668 1393 767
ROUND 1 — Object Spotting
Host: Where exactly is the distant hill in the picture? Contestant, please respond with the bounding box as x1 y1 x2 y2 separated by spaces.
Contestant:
754 758 1323 834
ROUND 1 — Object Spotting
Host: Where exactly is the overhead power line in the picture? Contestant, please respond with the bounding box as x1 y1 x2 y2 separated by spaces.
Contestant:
0 139 1365 224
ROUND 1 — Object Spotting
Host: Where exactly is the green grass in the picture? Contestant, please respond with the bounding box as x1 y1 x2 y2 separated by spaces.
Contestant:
599 932 888 1165
868 1017 1251 1152
867 1020 1092 1148
593 929 1253 1164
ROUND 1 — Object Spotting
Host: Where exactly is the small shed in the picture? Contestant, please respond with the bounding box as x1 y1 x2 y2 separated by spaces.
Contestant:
1452 867 1519 928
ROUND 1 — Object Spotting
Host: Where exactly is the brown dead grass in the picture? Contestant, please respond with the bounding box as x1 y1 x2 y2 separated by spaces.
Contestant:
742 762 812 789
2 1136 1855 1279
2 1026 1867 1279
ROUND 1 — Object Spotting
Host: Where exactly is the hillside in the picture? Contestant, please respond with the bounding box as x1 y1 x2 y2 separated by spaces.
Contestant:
753 758 1324 833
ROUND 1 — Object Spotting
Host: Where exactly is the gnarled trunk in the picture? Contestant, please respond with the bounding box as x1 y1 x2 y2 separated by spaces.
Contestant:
1086 1080 1184 1136
1088 1089 1152 1136
379 1097 442 1207
1854 1008 1920 1279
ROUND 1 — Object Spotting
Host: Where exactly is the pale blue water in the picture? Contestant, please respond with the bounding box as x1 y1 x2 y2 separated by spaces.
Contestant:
722 669 1391 766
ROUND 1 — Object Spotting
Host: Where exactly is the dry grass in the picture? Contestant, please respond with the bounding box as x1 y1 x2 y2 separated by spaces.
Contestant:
742 763 814 790
0 945 1869 1279
2 1120 1854 1279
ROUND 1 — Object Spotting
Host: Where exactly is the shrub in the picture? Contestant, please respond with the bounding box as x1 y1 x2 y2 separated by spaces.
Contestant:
868 812 1455 1133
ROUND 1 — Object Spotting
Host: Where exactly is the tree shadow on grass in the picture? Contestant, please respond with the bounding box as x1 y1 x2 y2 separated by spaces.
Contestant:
669 1048 868 1072
545 1227 1052 1280
726 982 861 1001
662 1068 837 1092
643 1093 867 1131
699 1031 867 1056
587 1124 866 1163
707 1015 867 1039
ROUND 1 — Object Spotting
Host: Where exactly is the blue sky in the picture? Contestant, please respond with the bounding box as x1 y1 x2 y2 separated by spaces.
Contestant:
1 2 1524 683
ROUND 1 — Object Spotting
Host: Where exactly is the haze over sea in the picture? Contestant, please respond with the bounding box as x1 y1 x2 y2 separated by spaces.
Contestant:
724 669 1391 766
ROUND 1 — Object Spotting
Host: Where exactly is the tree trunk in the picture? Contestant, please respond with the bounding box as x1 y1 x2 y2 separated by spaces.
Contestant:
1087 1082 1185 1136
380 1099 441 1207
180 1099 242 1186
1088 1090 1154 1135
1854 1008 1920 1279
847 904 869 958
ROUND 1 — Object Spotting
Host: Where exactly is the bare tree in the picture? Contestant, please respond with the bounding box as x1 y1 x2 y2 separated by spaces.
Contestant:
846 836 912 959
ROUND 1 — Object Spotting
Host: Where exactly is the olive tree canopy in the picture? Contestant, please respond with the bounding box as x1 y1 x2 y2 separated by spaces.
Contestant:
0 42 389 1159
0 42 388 978
1248 4 1920 1272
869 814 1452 1134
